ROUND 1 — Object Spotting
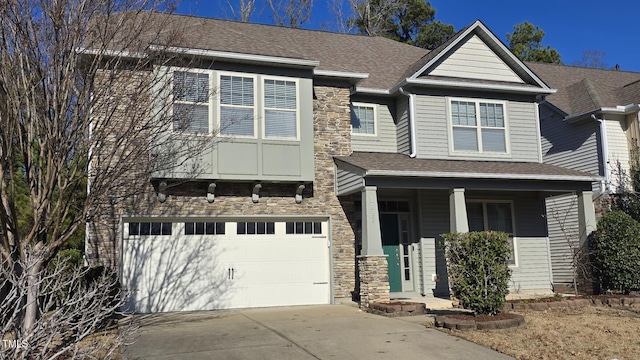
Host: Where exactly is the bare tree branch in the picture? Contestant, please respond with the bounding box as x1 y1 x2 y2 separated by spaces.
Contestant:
266 0 313 28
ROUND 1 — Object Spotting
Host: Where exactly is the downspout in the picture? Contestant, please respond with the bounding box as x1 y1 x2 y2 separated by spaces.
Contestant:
399 87 417 158
592 114 610 194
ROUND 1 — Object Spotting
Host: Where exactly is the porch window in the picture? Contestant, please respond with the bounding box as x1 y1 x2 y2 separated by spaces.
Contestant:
450 99 508 154
467 201 517 266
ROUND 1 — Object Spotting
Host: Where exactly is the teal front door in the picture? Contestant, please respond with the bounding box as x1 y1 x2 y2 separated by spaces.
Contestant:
381 214 402 292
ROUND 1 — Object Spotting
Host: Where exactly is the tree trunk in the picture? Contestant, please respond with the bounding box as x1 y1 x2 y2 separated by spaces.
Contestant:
22 259 42 334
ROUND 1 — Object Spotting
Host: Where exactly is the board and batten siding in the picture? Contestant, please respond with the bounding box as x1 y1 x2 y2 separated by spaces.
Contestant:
414 94 540 162
350 102 398 153
540 104 601 175
545 194 580 285
605 117 631 191
429 35 523 83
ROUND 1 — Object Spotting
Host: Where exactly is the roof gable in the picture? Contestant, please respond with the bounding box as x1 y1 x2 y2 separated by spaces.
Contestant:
406 20 550 90
429 34 523 83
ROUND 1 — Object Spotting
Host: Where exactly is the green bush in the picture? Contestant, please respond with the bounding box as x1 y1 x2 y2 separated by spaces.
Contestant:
591 210 640 294
442 231 512 315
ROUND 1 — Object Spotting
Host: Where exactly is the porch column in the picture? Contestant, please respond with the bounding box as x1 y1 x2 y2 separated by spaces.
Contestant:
449 188 469 233
358 186 389 308
577 191 597 245
361 186 383 256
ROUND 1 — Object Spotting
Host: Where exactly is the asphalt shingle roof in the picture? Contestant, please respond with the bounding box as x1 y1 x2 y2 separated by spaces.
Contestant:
135 12 429 90
526 62 640 116
336 152 596 181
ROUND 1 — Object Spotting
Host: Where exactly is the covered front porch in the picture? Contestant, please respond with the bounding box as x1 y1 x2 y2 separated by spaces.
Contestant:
335 152 599 307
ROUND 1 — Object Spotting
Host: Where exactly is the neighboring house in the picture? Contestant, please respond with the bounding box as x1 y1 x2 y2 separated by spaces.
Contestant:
87 14 598 313
529 62 640 292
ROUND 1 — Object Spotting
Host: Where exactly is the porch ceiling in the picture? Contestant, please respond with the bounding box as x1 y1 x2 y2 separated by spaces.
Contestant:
335 152 599 193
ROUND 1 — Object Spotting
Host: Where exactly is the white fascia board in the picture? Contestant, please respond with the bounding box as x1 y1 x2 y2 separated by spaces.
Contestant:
565 104 640 123
353 87 391 95
394 78 556 95
314 69 369 80
408 22 479 80
406 20 552 91
472 22 551 90
76 47 147 59
149 45 319 68
365 169 599 183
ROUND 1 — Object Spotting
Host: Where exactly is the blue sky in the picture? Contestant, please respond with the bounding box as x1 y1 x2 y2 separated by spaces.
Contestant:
177 1 640 72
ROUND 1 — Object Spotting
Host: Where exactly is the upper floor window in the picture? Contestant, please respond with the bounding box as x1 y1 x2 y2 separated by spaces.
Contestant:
173 71 210 134
351 103 376 135
219 74 255 137
467 201 517 266
450 99 507 153
264 79 298 139
169 69 301 141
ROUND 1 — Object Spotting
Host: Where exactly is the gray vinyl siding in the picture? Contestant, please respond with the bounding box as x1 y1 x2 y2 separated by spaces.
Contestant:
509 237 552 291
540 103 602 175
418 189 552 296
429 35 523 83
335 165 364 196
396 98 410 155
350 100 397 153
418 190 451 297
545 194 580 285
413 94 541 162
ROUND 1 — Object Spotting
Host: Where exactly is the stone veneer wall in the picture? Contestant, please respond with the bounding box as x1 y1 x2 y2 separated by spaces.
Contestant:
87 83 358 299
357 255 390 308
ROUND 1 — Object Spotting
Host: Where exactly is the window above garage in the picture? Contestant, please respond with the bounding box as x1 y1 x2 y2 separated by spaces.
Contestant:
153 66 315 183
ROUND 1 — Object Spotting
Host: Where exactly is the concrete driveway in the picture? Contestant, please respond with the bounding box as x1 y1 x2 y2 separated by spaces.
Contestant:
123 305 513 359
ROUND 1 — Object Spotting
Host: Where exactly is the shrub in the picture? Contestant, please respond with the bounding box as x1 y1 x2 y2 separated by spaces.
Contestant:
591 210 640 294
442 231 512 315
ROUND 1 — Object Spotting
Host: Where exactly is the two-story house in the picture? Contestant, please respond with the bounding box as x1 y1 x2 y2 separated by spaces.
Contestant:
87 13 597 313
529 62 640 292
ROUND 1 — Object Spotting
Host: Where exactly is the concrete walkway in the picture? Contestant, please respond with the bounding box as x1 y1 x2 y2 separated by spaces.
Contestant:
123 305 513 359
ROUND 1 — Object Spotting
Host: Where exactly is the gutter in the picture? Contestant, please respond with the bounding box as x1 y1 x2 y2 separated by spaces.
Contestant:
148 45 319 68
392 78 556 96
565 104 640 123
398 87 417 158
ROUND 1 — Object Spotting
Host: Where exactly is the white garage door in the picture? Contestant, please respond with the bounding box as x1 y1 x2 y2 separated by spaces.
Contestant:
121 219 330 313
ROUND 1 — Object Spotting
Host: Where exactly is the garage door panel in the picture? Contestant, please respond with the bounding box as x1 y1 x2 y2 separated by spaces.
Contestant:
122 220 330 313
123 232 230 312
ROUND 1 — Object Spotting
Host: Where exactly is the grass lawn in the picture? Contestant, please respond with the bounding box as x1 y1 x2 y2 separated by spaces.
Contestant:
439 306 640 360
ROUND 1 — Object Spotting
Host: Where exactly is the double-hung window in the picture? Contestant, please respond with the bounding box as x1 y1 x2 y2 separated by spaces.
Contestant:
219 74 255 137
173 71 210 134
351 103 376 135
451 99 507 153
467 201 517 266
264 78 298 139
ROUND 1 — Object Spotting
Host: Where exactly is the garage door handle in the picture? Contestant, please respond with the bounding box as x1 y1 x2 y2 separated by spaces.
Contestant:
231 268 234 280
228 267 235 280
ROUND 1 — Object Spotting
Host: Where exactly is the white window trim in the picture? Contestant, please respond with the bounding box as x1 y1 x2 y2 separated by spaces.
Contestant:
351 102 378 136
466 199 518 268
261 75 300 141
447 97 511 157
170 67 214 136
217 71 258 139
